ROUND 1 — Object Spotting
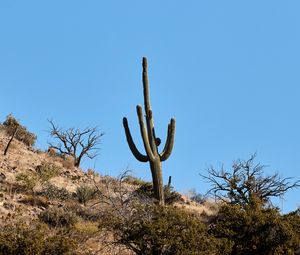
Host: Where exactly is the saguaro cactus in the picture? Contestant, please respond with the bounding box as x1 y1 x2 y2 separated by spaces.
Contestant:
123 57 176 205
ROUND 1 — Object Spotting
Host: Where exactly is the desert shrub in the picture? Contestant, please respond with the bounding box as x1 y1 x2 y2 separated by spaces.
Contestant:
281 209 300 254
202 155 300 207
42 235 77 255
35 162 61 182
135 182 182 204
101 204 223 255
16 173 39 192
0 221 76 255
210 204 300 255
19 194 48 208
164 185 183 204
86 168 100 177
65 202 102 221
61 155 74 169
72 221 99 243
2 114 37 147
16 164 61 194
188 188 205 203
40 182 70 200
39 207 78 228
123 175 150 186
75 185 97 205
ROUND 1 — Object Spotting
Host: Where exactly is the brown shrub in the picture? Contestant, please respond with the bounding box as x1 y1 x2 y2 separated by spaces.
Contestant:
19 195 48 208
2 114 37 147
47 147 56 157
0 221 77 254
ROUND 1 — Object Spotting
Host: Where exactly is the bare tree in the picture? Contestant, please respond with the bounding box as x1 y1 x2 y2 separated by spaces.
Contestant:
48 120 104 167
201 155 300 207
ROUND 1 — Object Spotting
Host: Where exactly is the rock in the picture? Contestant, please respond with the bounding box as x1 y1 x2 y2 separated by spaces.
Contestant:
0 172 6 183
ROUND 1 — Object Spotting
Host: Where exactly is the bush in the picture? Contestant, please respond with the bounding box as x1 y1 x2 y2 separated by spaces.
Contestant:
40 183 70 200
16 173 39 192
123 175 150 186
16 164 62 194
65 202 102 221
75 185 96 205
135 182 182 204
86 168 99 177
0 221 77 255
188 189 205 203
281 209 300 254
72 221 99 242
2 114 37 147
210 204 300 255
61 155 74 169
39 207 78 228
101 204 223 255
19 195 48 208
35 162 61 182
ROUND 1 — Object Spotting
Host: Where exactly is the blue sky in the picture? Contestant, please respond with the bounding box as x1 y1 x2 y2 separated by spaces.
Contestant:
0 1 299 212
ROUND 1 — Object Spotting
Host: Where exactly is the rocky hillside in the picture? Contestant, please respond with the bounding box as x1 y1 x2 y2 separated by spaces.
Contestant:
0 125 217 255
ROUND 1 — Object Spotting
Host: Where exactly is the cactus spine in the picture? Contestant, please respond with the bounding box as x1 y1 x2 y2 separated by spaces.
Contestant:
123 57 176 206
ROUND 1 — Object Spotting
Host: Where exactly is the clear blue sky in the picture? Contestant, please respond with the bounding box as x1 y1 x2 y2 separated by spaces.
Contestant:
0 1 299 213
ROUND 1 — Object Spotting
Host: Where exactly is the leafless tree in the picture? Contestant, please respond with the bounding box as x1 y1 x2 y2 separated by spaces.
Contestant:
48 120 104 167
201 154 300 207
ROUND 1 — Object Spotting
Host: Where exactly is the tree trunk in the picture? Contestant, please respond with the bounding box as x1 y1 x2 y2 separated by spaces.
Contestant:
150 159 165 206
4 127 18 156
74 157 80 167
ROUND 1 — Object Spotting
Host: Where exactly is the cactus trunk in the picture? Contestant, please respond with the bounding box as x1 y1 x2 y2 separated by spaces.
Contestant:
150 159 164 205
123 57 175 206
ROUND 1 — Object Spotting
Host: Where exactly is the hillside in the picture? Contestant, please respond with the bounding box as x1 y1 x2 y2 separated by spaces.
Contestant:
0 123 218 255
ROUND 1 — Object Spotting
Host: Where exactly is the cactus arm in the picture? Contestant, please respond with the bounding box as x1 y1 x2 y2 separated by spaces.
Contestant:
159 118 176 161
142 58 158 152
142 57 151 115
136 105 156 162
123 117 149 162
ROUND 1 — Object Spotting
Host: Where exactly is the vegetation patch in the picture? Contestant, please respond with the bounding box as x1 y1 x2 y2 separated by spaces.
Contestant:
39 207 78 228
39 183 70 200
2 114 37 147
0 221 77 255
75 185 97 206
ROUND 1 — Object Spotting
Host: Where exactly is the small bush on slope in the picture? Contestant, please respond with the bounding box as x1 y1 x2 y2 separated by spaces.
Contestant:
39 207 78 228
210 204 300 255
100 203 227 255
135 182 182 205
75 185 97 206
35 161 61 182
0 221 76 255
39 182 71 200
2 114 37 147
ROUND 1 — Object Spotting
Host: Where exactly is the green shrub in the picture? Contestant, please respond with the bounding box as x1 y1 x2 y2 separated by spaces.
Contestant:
42 235 77 255
2 114 37 147
39 207 78 228
135 182 182 204
281 209 300 254
16 164 61 193
36 162 61 182
0 221 76 255
16 173 39 192
75 185 96 205
210 204 300 255
101 204 222 255
40 183 70 200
